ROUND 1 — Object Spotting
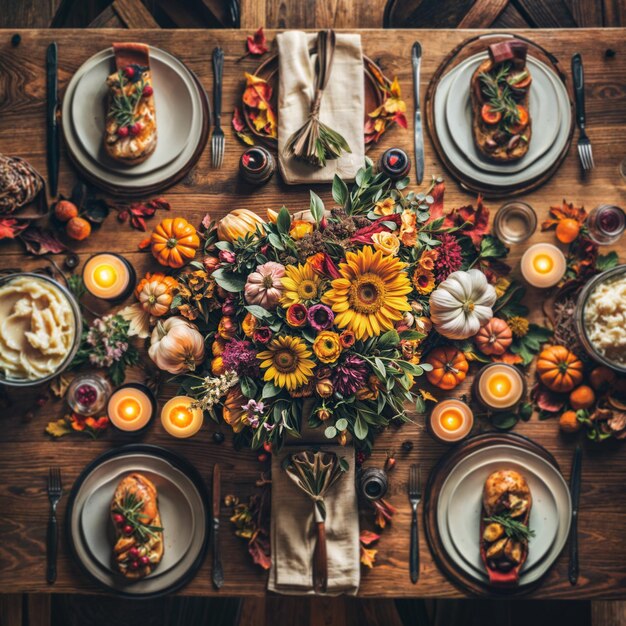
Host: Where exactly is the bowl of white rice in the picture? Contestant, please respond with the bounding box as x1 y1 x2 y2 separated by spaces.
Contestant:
576 265 626 373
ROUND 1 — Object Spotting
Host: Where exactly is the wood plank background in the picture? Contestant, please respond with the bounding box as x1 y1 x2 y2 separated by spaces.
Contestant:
0 27 625 605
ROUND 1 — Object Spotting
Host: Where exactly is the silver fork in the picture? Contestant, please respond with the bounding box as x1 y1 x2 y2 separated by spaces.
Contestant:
572 53 594 170
408 464 422 584
211 47 225 168
47 467 62 584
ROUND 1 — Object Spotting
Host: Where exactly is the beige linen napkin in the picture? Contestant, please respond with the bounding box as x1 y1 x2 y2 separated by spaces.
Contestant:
277 31 365 184
268 445 360 595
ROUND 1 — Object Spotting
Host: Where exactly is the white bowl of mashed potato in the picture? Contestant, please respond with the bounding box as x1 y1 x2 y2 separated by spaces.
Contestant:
0 273 82 386
576 265 626 373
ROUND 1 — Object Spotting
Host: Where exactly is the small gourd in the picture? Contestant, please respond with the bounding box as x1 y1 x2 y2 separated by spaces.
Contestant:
474 317 513 356
536 345 583 393
217 209 265 242
425 346 469 390
429 269 497 340
135 272 177 317
148 316 205 374
150 218 200 268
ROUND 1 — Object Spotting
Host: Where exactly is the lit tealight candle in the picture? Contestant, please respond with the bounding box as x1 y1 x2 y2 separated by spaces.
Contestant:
107 383 156 433
82 253 136 301
520 243 566 288
161 396 203 438
429 399 474 443
474 363 525 411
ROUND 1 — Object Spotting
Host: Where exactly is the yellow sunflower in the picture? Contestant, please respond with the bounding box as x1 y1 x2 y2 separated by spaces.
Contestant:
322 246 411 340
257 335 315 391
280 263 321 307
412 266 436 295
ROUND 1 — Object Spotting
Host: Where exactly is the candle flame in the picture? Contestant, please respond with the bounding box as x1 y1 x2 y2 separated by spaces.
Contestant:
118 398 140 421
170 405 193 429
440 409 463 432
533 254 554 275
488 374 512 398
93 264 118 288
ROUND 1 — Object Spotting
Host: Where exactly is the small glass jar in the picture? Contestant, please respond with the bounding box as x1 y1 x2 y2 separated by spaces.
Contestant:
239 147 275 184
379 148 411 181
493 201 537 245
67 374 112 416
586 204 625 245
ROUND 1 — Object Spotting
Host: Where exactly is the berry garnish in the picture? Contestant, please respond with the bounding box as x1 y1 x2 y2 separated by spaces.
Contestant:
75 383 97 407
113 513 125 525
129 560 140 570
122 524 134 536
129 123 142 136
401 440 414 452
117 126 129 138
124 66 135 79
128 547 139 559
140 556 150 566
143 84 153 97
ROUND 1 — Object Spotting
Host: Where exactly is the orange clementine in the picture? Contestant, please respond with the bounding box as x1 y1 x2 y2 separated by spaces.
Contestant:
559 410 581 434
54 200 78 222
66 216 92 241
569 385 595 410
589 366 616 391
555 218 580 244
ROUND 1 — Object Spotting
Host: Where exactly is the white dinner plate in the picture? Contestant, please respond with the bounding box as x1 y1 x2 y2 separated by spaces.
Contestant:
62 46 207 192
436 444 571 587
444 53 561 173
81 467 196 579
433 56 571 188
446 457 559 576
68 450 208 597
71 47 194 176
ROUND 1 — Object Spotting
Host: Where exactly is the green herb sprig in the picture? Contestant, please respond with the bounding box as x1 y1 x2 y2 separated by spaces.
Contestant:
479 64 520 127
484 513 535 543
110 71 146 129
114 490 163 543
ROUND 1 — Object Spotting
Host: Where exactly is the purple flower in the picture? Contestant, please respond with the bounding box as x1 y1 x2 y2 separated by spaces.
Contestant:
307 304 334 331
242 399 265 415
221 339 260 377
219 249 236 264
332 354 369 396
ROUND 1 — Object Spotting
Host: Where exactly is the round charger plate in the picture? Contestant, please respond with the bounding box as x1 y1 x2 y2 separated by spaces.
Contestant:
433 54 571 188
425 33 574 197
80 466 196 579
424 432 571 596
70 47 195 176
62 47 210 197
66 445 210 598
242 53 385 149
444 455 559 577
444 53 562 173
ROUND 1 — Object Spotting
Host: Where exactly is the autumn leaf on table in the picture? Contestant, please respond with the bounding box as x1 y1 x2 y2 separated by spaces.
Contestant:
491 351 524 365
246 27 268 56
232 106 255 146
359 530 381 568
19 226 66 255
45 418 72 438
0 218 28 239
541 199 587 230
454 196 490 247
243 73 277 138
373 498 396 529
365 76 408 144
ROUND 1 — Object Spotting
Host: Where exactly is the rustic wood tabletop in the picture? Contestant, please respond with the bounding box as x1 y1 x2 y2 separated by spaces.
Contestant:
0 28 625 600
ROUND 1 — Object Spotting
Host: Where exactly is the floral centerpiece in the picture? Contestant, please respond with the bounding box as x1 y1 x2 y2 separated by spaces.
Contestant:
129 164 549 450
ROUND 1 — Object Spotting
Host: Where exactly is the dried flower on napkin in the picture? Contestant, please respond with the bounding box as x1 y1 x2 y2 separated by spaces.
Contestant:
284 30 351 168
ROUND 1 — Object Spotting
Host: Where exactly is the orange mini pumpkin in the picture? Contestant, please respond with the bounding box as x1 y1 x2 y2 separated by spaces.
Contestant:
150 217 200 268
425 346 469 390
135 272 177 317
474 317 513 356
536 345 583 393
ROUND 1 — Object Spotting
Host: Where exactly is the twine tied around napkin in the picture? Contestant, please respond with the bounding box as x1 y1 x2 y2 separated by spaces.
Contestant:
283 30 351 168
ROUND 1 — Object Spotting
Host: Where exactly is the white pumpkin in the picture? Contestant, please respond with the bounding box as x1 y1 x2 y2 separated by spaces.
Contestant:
429 269 496 340
148 316 205 374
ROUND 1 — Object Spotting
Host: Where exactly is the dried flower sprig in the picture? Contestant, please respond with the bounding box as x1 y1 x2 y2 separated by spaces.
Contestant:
283 30 351 168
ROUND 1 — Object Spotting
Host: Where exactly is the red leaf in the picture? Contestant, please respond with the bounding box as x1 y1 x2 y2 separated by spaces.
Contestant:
117 209 129 222
232 106 246 133
248 529 271 570
131 216 147 231
247 27 268 56
138 237 151 249
455 195 490 247
148 197 170 211
0 218 28 239
532 384 566 412
392 111 408 129
359 530 381 546
19 226 67 255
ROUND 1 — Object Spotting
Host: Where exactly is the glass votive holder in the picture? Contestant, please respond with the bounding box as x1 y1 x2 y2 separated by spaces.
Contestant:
493 201 537 245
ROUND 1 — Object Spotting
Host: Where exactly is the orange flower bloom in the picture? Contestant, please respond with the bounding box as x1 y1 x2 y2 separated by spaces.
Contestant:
412 266 436 295
339 330 356 349
418 249 439 271
289 220 314 240
399 209 418 247
373 198 395 216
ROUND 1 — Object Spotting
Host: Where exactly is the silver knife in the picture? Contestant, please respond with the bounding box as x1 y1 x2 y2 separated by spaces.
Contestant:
568 446 582 585
46 42 60 197
211 463 224 589
412 41 424 185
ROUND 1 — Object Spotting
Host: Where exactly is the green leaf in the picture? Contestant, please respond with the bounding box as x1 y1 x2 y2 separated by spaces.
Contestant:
399 330 426 341
338 457 349 472
240 376 258 399
335 418 348 431
332 175 349 207
491 413 519 430
377 329 400 349
324 426 337 439
596 251 618 271
244 305 272 320
519 402 533 421
211 268 246 292
395 177 410 190
262 382 281 399
415 395 426 413
276 206 291 234
309 191 325 225
480 235 509 259
267 232 284 250
354 415 368 440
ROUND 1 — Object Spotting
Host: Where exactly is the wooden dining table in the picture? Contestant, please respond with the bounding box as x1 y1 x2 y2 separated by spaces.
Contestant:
0 27 625 600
